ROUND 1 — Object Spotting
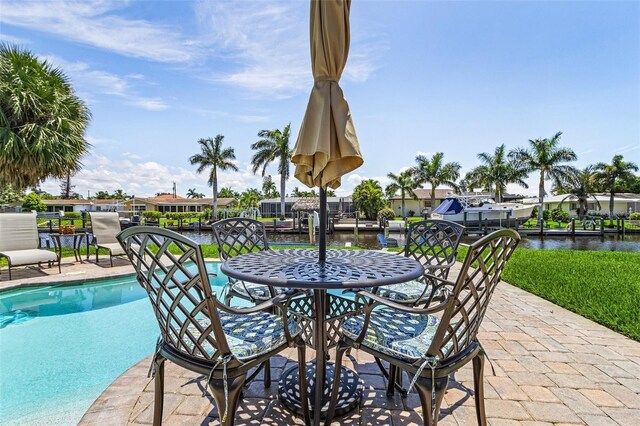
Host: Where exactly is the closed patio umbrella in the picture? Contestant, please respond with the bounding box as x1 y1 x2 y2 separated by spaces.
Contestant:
292 0 363 260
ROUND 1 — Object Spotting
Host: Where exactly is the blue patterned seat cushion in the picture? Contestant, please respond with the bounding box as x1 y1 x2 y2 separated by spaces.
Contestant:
342 309 450 361
230 281 284 300
187 311 299 361
376 280 432 302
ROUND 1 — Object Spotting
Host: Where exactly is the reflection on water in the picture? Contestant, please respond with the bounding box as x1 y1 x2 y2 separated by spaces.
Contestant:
181 230 640 252
0 279 147 328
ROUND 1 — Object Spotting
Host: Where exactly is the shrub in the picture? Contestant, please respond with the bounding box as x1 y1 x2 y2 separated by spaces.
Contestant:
142 211 162 221
21 192 46 211
630 212 640 220
551 208 571 223
377 207 395 224
199 208 212 220
63 211 81 219
407 210 415 217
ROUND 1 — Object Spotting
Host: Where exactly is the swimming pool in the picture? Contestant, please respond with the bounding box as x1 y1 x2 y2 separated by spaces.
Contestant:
0 262 228 425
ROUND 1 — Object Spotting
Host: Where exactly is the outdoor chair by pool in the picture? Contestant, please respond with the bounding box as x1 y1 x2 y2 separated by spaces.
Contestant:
213 218 285 306
89 212 125 267
117 226 309 426
0 213 60 280
329 228 520 426
377 219 465 304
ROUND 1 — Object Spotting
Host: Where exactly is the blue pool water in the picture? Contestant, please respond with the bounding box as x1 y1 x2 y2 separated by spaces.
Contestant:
0 262 227 425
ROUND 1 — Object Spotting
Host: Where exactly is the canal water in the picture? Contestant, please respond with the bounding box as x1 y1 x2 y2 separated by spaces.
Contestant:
180 231 640 252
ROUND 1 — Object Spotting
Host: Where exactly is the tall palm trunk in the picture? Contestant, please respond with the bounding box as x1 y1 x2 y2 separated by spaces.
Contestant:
212 170 218 220
538 171 545 222
430 184 436 216
495 190 501 203
401 189 406 219
609 190 615 220
280 174 286 220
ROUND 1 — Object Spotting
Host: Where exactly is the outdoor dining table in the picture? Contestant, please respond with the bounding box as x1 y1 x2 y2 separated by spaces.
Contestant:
221 248 423 425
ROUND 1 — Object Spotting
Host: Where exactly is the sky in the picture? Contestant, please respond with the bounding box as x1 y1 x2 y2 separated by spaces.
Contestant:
1 0 638 199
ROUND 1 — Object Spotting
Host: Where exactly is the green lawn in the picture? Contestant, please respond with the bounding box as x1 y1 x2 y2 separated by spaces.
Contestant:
455 246 640 341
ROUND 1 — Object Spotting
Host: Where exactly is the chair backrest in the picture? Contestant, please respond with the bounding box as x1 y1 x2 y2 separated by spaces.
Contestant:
0 213 39 252
212 218 270 260
404 220 465 278
116 226 231 361
90 212 121 244
428 228 520 360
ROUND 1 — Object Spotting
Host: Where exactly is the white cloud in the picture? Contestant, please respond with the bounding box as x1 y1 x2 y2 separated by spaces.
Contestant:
0 1 200 63
41 55 168 111
194 0 382 97
416 151 434 158
0 33 29 44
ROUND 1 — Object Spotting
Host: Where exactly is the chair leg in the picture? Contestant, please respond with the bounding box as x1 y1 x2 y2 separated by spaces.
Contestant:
263 359 271 388
413 375 448 426
297 342 310 426
325 342 349 426
210 374 246 426
8 264 11 280
110 252 113 267
387 364 397 397
473 354 487 426
58 257 61 273
152 356 166 426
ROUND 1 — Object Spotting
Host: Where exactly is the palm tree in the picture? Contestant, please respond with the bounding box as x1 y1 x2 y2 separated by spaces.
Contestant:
554 166 601 220
189 135 238 219
218 187 238 199
186 188 205 199
510 132 577 221
0 44 91 190
239 188 262 210
261 176 279 199
385 170 418 218
593 155 639 220
466 144 529 202
412 152 461 212
250 123 292 220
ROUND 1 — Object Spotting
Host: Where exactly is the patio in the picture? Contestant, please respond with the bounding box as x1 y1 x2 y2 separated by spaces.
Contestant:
18 258 630 426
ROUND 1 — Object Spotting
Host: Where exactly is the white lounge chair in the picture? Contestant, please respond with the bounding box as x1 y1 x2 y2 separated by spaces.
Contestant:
0 213 59 280
89 212 125 267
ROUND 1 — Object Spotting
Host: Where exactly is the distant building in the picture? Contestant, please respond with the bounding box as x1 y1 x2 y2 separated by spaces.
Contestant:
121 194 236 213
42 199 123 213
388 188 455 216
522 193 640 216
260 196 354 218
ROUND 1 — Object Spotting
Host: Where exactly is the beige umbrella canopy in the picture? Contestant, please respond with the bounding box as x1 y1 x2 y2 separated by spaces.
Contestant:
291 0 363 190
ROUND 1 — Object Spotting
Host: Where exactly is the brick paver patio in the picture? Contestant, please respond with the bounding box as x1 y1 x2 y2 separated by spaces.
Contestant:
5 257 640 425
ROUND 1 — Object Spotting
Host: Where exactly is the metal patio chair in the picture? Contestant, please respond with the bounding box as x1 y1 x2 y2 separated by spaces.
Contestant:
377 219 465 304
116 226 309 426
329 228 520 425
0 212 60 280
213 218 286 305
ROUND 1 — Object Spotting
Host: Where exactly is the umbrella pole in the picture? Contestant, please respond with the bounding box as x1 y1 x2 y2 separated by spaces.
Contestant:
319 187 327 262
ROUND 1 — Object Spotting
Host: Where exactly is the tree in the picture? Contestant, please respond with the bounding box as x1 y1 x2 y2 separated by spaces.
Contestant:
385 169 418 218
251 123 292 219
189 135 238 219
292 187 317 197
465 144 529 202
510 132 577 221
94 191 111 199
186 188 205 199
413 152 461 210
111 189 130 200
352 179 386 220
0 44 91 190
59 173 76 199
593 155 639 219
262 176 280 199
554 166 600 220
239 188 262 210
218 187 238 199
22 192 46 211
0 184 23 205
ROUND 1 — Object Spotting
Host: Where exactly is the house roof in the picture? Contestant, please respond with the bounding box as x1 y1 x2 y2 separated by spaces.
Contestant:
260 196 352 204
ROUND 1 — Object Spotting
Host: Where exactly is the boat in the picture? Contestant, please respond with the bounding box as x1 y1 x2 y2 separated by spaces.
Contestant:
431 195 535 224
